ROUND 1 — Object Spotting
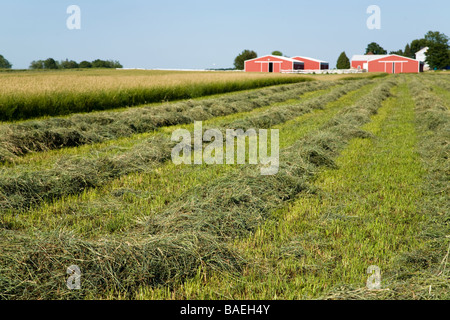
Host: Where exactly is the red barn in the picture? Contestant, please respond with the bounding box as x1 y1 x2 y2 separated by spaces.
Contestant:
351 54 423 73
291 56 329 70
244 55 304 73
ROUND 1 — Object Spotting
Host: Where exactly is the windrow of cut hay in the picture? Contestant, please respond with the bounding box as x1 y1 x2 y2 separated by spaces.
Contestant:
0 79 396 299
0 135 175 212
219 79 371 130
0 81 337 162
146 80 395 240
0 229 244 300
0 80 368 212
379 77 449 299
0 75 314 121
428 75 450 94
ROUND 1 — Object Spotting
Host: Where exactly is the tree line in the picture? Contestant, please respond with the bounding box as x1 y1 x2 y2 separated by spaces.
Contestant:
0 56 123 70
29 58 123 70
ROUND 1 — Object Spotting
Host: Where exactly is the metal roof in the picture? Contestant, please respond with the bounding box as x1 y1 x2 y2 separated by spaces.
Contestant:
415 47 429 54
352 54 420 63
351 54 390 61
245 55 304 63
291 56 329 63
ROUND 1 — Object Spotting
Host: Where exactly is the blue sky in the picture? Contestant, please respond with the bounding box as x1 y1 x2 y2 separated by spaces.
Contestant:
0 0 448 69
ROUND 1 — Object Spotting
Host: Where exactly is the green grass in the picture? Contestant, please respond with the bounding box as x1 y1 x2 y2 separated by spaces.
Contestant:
430 85 450 109
131 79 430 300
1 74 448 300
0 80 336 163
0 78 396 299
0 80 377 237
2 81 371 212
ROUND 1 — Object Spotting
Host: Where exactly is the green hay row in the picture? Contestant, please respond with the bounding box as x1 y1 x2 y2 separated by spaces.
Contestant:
0 81 336 162
219 79 371 131
0 80 367 212
149 80 396 242
391 78 450 290
0 79 396 299
329 76 450 300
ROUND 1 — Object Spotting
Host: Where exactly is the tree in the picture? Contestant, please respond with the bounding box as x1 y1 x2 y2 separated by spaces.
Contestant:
29 60 45 69
60 59 79 69
0 54 12 69
389 44 413 58
426 44 450 70
271 51 283 56
410 38 429 56
91 59 109 68
336 51 350 69
234 50 257 70
424 31 450 69
91 59 123 68
43 58 58 69
365 42 387 55
406 31 450 69
79 61 92 68
390 49 404 56
424 31 449 46
403 43 413 58
111 60 123 68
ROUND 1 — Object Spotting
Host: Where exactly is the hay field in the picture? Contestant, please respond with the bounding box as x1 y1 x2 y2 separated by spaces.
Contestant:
0 69 315 121
0 69 313 95
0 73 448 300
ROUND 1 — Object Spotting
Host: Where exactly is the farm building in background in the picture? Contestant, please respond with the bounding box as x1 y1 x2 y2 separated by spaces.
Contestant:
351 54 424 73
244 55 304 73
291 56 329 70
415 47 430 71
244 53 423 74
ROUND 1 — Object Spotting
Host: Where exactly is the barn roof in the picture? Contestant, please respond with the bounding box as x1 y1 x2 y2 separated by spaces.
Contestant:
291 56 328 63
351 54 390 61
352 54 420 63
245 55 304 63
415 47 429 54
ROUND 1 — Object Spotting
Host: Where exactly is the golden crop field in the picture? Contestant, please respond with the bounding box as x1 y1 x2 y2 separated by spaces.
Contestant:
0 69 310 95
0 69 386 97
0 69 318 121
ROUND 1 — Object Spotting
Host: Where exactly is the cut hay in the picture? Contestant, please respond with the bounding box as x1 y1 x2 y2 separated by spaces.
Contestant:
0 81 336 162
0 79 397 299
0 81 354 212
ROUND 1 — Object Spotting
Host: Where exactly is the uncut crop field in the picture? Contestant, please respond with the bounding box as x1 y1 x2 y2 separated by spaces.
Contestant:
0 72 449 300
0 69 317 121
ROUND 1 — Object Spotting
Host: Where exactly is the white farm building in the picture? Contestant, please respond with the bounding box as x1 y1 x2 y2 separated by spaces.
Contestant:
415 47 430 71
